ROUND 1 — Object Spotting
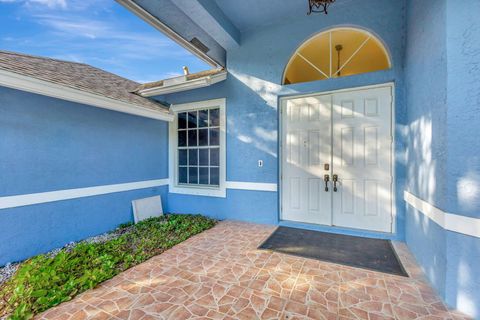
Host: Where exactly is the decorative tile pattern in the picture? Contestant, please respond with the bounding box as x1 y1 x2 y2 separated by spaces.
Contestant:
36 222 471 320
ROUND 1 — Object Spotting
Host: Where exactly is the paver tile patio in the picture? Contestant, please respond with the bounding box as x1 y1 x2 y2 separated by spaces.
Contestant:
36 221 471 320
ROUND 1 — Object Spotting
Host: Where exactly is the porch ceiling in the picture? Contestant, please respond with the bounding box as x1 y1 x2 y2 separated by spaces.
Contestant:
214 0 311 33
118 0 354 68
214 0 357 33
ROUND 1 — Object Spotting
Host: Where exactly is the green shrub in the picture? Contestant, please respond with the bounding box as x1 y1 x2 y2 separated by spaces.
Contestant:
0 214 216 319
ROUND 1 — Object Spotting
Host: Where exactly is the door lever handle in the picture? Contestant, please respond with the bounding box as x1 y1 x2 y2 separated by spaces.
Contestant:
332 174 338 192
324 174 330 192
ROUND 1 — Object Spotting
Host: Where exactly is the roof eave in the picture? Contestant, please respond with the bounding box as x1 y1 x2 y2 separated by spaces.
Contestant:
116 0 222 68
0 69 174 122
137 71 227 97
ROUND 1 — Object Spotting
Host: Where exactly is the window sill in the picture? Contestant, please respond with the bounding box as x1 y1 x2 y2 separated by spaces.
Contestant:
169 183 226 198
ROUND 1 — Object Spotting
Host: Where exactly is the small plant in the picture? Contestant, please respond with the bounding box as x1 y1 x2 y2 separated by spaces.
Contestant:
0 214 216 319
117 221 134 229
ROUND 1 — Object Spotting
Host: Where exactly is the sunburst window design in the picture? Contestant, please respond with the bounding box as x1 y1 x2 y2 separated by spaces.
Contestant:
283 28 391 85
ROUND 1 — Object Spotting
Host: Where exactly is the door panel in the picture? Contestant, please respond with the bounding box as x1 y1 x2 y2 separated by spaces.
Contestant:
341 127 354 165
331 87 393 232
281 95 332 225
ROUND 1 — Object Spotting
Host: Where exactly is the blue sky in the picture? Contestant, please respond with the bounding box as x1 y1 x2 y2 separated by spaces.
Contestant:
0 0 210 83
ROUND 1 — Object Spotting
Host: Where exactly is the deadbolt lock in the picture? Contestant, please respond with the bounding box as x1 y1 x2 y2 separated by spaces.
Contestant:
324 163 330 171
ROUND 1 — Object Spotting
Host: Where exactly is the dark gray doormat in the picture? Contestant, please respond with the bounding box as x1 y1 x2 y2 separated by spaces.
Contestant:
259 226 408 277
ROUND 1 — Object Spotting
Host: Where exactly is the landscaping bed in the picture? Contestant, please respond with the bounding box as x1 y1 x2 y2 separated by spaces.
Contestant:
0 214 216 319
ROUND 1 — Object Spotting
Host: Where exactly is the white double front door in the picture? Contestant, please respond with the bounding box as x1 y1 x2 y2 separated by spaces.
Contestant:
281 85 393 233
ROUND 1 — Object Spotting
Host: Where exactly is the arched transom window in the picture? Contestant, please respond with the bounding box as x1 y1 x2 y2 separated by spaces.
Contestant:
283 28 391 85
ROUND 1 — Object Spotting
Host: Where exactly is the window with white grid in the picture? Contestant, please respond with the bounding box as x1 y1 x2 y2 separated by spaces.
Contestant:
177 108 220 186
169 99 226 197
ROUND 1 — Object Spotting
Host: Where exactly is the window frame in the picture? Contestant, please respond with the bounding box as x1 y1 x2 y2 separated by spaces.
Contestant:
169 98 226 198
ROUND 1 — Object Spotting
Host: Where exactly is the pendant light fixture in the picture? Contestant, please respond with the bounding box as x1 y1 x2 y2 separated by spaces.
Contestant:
307 0 336 15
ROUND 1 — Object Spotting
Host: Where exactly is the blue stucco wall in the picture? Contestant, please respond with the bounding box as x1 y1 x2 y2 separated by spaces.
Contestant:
406 205 447 297
443 0 480 316
0 86 169 265
404 0 449 300
445 0 480 219
168 189 278 225
445 231 480 318
159 0 408 238
405 0 480 317
404 0 448 210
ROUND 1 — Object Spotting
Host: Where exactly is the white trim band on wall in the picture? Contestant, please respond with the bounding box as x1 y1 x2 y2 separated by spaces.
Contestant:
226 181 278 192
0 180 278 210
0 179 169 210
404 190 480 239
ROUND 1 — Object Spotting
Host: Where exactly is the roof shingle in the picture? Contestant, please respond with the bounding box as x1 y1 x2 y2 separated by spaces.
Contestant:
0 50 169 113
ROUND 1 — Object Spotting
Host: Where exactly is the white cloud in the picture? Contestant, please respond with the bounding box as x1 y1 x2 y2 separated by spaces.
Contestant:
0 0 66 8
162 71 183 78
129 72 184 84
29 0 66 9
51 53 84 63
33 14 107 39
32 14 173 46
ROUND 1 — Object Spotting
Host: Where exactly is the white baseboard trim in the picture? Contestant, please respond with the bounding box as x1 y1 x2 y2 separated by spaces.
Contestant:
404 190 480 238
0 179 169 210
226 181 278 192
